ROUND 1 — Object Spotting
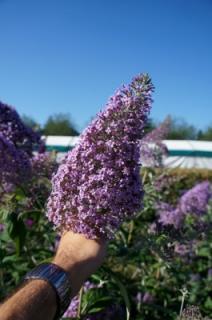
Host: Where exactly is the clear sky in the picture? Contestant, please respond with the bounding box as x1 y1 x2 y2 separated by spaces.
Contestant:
0 0 212 132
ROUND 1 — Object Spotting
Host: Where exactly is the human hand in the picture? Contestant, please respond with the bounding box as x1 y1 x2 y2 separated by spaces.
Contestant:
53 232 107 297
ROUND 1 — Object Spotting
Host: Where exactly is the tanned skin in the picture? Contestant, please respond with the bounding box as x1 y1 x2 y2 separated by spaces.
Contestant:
0 232 106 320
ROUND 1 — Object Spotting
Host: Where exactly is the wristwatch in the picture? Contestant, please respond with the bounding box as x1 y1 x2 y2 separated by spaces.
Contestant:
23 263 72 319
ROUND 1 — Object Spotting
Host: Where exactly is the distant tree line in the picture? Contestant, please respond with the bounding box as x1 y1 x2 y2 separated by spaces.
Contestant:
145 117 212 141
22 113 212 141
22 113 79 136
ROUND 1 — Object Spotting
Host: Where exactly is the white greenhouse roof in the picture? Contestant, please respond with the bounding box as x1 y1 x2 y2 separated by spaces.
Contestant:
43 137 212 169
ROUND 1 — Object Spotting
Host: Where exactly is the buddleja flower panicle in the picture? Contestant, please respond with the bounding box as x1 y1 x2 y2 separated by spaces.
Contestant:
0 101 45 187
179 181 212 216
31 152 58 179
47 74 154 239
156 181 212 229
0 101 43 155
0 134 31 186
140 117 171 167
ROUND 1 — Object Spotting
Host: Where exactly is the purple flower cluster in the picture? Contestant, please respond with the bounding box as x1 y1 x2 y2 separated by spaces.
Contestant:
174 243 190 257
31 152 58 179
181 305 203 319
157 202 183 229
0 223 5 232
156 182 212 229
135 291 154 304
140 117 170 167
143 117 170 143
24 218 35 229
47 74 154 239
179 181 212 216
64 295 123 320
0 134 31 186
0 101 45 187
0 101 43 155
63 295 79 318
63 281 101 319
153 172 180 192
208 269 212 278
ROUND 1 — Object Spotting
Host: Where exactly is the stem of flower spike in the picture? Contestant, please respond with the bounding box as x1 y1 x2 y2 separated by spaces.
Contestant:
127 220 134 245
179 288 188 319
77 286 83 318
142 169 148 184
15 237 21 256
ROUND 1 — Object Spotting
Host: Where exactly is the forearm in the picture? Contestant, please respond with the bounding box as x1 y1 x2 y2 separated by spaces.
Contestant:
0 280 57 320
0 232 106 320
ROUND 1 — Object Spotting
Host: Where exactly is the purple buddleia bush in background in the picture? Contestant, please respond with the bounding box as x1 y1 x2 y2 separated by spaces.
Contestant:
47 74 154 239
0 134 31 187
31 152 58 179
135 291 155 305
63 281 102 319
140 117 170 167
179 305 205 320
24 218 35 229
63 295 79 319
0 101 43 155
63 280 124 320
174 242 195 258
156 181 212 230
146 180 212 262
64 301 123 320
21 153 58 211
142 292 155 304
157 204 184 229
179 181 212 216
0 101 45 189
208 269 212 278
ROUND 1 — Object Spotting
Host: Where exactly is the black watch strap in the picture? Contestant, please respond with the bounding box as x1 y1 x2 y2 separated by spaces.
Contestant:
24 263 72 319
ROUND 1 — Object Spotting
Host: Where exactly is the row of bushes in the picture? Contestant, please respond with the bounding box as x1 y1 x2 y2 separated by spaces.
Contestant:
1 166 211 319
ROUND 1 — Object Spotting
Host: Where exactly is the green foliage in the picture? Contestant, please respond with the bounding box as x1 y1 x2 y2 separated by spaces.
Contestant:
154 168 212 186
43 113 79 136
144 118 156 134
21 115 41 132
0 167 211 319
22 114 212 141
166 117 197 140
198 125 212 141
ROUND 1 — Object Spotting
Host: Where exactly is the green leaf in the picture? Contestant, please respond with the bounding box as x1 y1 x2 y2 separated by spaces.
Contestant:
113 277 130 320
204 297 212 310
15 188 26 201
0 208 11 220
197 247 210 257
2 255 19 263
7 212 26 255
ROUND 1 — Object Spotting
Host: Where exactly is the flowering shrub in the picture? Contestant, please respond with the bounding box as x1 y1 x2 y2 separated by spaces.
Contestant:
0 101 57 281
140 117 170 167
31 152 58 179
0 101 45 190
1 156 211 320
179 181 212 216
0 101 43 155
47 74 154 239
0 134 31 187
0 81 212 319
155 181 211 230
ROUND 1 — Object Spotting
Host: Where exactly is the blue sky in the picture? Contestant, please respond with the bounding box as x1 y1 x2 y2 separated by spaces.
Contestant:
0 0 212 132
